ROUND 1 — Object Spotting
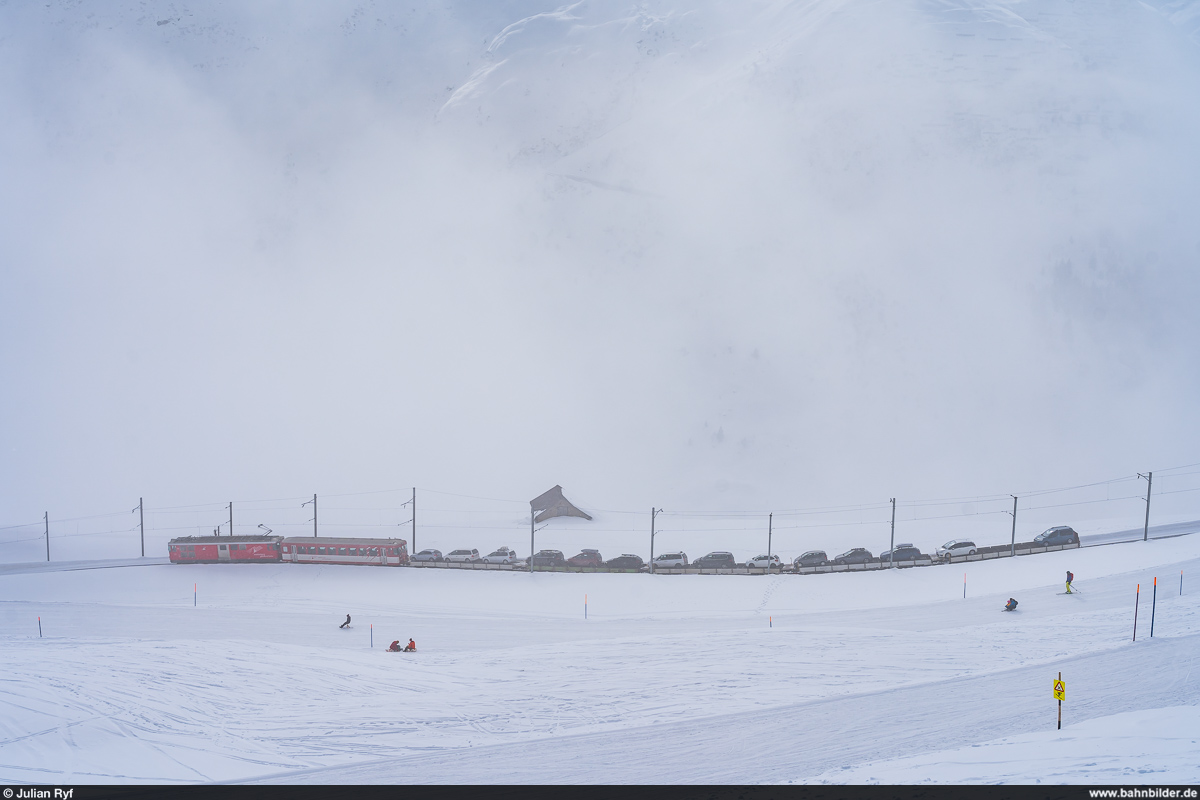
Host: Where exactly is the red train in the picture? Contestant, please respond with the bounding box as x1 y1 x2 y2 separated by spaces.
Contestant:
168 534 408 566
281 536 408 566
168 535 282 563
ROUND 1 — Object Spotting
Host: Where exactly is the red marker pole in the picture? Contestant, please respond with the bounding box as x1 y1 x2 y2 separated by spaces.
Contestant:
194 583 197 607
1132 584 1140 642
38 616 42 637
1151 577 1157 638
584 594 588 620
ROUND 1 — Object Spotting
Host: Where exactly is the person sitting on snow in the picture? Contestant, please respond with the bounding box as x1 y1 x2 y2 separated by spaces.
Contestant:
339 614 351 629
403 638 416 652
388 640 402 652
1004 598 1018 612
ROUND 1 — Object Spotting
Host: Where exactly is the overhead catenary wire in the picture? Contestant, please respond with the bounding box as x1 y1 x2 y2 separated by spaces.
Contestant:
4 460 1200 539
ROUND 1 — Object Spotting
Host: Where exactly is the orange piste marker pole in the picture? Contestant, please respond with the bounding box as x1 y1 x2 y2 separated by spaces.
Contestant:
1132 583 1140 641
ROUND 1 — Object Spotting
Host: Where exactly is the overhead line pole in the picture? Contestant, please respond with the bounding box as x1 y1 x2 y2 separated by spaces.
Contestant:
529 508 535 574
889 498 896 569
1008 495 1018 557
412 487 416 554
650 508 662 574
44 512 49 562
767 512 773 573
228 501 233 538
1139 472 1153 541
139 498 145 557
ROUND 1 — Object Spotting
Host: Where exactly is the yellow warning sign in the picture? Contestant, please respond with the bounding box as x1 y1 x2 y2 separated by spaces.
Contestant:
1053 679 1065 701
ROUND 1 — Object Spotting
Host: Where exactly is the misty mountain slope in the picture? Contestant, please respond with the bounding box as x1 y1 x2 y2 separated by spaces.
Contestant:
426 0 1200 501
1 1 1199 523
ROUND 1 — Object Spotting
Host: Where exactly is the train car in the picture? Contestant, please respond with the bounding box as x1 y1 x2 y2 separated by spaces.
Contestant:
168 534 283 564
281 536 409 566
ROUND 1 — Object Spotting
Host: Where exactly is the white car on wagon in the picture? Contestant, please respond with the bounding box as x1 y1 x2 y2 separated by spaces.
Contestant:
652 552 688 568
936 540 977 561
481 547 519 565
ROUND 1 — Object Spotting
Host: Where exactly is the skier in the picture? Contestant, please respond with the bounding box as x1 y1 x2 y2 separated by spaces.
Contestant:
388 640 402 652
1004 598 1018 612
1065 571 1074 594
403 638 417 652
339 614 351 629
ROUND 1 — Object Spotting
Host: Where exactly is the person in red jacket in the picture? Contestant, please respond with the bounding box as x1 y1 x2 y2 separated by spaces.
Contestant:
388 640 402 652
403 638 416 652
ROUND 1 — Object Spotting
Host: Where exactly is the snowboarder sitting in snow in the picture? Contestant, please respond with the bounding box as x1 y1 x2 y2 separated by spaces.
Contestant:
388 640 402 652
339 614 351 629
403 638 416 652
1065 571 1074 594
1004 598 1018 612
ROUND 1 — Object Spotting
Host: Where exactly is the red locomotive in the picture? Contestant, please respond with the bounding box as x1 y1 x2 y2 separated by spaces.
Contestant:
168 534 283 564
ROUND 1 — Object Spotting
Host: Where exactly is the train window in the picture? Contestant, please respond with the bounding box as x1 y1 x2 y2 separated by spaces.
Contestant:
349 548 357 556
338 547 346 555
318 547 326 555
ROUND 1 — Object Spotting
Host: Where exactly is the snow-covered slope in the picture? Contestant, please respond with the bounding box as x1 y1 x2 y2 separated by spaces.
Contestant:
1 535 1197 783
796 706 1200 785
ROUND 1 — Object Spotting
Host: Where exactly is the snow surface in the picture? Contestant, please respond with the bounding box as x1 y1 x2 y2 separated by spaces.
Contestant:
1 534 1198 784
795 706 1200 785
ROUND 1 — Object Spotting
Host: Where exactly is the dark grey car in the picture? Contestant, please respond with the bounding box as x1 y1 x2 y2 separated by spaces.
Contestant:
693 551 738 568
793 550 828 567
605 554 645 570
531 549 566 567
880 545 923 563
1034 526 1079 546
833 548 874 565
